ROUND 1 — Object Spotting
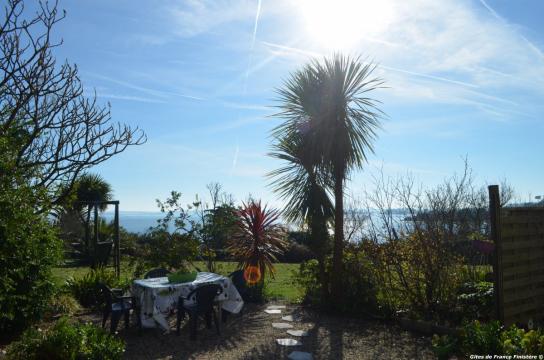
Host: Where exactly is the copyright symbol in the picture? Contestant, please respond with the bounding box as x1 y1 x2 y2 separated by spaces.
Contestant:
539 355 543 359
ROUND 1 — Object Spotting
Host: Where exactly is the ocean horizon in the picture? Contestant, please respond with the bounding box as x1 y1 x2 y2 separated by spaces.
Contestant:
102 211 164 233
101 209 411 235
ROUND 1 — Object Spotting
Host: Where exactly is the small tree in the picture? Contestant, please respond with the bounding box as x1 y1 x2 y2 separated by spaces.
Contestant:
0 0 145 210
193 182 237 272
131 191 199 276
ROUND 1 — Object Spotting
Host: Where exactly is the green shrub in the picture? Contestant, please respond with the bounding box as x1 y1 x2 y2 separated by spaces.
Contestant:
65 267 127 308
461 320 503 355
501 326 544 355
0 143 62 336
431 334 458 360
131 230 199 278
296 246 378 315
5 318 125 360
278 242 315 263
295 259 321 305
456 281 494 322
434 321 544 357
46 293 81 317
362 235 466 322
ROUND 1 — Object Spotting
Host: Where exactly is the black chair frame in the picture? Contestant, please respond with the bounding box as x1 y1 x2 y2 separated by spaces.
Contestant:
143 267 171 279
99 283 136 334
176 283 223 340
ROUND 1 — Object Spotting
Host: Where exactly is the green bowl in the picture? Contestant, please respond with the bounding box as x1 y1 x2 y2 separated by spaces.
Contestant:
167 271 198 284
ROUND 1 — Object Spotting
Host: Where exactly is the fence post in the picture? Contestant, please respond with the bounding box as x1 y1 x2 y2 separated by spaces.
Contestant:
488 185 503 323
114 202 120 278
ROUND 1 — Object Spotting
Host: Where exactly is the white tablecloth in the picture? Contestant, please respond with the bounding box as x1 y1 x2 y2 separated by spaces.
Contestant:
132 272 244 331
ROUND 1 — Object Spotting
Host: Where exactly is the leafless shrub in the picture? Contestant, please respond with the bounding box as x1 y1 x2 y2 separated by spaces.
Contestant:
0 0 146 209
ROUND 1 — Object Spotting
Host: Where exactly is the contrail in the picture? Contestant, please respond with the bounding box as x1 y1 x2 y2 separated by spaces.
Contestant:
479 0 544 61
229 142 240 176
243 0 262 94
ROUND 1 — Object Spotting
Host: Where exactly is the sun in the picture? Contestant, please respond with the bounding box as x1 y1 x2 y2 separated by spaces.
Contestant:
297 0 394 50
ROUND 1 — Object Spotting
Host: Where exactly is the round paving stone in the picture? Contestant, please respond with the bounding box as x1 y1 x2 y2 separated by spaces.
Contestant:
272 322 294 329
276 338 301 346
287 329 309 337
282 315 301 322
287 351 313 360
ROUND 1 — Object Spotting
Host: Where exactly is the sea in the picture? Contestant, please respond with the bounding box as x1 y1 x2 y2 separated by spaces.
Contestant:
102 211 164 233
101 209 410 235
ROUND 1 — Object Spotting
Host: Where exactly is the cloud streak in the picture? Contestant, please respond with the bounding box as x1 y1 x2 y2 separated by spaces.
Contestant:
243 0 262 94
87 73 204 101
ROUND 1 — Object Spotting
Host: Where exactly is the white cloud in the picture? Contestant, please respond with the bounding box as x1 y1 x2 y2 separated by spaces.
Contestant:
168 0 257 38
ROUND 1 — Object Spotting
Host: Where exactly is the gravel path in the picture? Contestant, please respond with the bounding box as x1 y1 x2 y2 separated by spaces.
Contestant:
85 303 436 359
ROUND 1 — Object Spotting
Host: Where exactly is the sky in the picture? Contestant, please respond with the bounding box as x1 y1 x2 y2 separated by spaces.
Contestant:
48 0 544 211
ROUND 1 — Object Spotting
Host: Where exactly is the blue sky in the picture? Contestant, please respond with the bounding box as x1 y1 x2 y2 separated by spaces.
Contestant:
51 0 544 211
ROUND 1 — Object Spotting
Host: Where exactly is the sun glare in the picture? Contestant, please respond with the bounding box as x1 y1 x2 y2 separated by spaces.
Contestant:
298 0 394 50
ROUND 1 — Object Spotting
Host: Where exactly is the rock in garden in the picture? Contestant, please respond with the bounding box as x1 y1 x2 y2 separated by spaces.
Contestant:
287 329 309 337
265 309 282 314
282 315 301 322
287 351 313 360
272 322 293 329
266 305 286 310
276 338 301 346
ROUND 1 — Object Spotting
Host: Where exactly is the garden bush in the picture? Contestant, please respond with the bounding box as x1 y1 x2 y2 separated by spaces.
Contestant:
5 317 125 360
432 321 544 358
278 241 315 263
65 267 129 308
45 293 82 318
363 233 466 322
296 245 378 316
455 281 494 322
0 140 62 337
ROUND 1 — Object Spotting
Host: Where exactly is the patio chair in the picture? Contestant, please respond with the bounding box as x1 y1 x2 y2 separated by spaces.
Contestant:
99 283 135 334
144 267 171 279
176 284 223 340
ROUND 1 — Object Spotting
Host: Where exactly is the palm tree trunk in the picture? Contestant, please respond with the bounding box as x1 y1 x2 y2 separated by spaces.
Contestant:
311 216 329 303
330 175 344 308
84 205 91 255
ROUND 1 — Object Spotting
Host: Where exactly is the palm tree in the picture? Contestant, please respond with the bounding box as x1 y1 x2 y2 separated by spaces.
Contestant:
268 130 334 300
273 54 384 304
68 173 113 253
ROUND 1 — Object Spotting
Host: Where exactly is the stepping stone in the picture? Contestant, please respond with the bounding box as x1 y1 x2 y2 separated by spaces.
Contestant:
276 338 301 346
288 351 313 360
287 329 309 337
264 309 282 314
266 305 286 310
272 322 294 329
282 315 301 322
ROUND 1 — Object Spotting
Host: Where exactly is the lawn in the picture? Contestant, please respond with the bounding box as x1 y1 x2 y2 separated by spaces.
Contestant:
52 260 303 303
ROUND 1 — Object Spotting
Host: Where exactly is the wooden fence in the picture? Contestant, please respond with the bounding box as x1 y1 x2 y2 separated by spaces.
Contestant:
489 185 544 326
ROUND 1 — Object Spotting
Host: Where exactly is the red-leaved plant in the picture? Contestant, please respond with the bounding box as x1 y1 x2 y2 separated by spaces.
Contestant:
228 200 287 285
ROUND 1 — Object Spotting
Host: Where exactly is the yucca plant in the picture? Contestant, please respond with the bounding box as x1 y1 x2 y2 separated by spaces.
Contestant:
228 200 287 288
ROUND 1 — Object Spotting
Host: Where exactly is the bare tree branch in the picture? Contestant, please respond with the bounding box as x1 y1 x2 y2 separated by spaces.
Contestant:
0 0 146 210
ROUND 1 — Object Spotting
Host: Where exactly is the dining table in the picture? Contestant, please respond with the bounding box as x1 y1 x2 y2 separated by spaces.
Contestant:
132 272 244 332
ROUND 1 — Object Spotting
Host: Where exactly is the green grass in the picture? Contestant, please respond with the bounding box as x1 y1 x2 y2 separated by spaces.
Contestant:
197 262 303 303
52 260 303 303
